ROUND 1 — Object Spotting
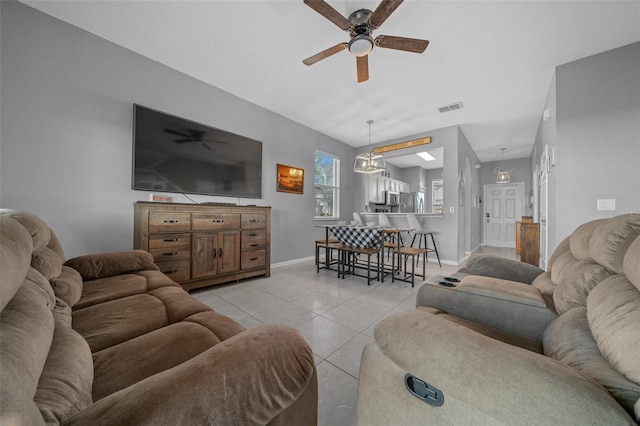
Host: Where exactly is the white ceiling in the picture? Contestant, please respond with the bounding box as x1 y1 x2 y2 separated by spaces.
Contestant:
22 0 640 164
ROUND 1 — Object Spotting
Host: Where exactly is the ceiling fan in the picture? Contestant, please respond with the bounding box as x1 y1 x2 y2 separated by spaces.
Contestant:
302 0 429 83
164 128 226 150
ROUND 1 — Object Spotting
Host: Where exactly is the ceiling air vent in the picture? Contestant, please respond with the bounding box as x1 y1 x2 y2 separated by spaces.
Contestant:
438 102 463 113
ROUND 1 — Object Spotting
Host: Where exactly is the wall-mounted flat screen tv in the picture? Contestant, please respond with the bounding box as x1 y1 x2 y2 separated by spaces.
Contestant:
132 104 262 198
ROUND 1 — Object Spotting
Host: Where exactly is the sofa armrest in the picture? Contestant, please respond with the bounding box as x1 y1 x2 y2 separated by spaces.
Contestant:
416 275 557 341
64 325 317 426
357 310 635 425
457 253 544 284
65 250 159 280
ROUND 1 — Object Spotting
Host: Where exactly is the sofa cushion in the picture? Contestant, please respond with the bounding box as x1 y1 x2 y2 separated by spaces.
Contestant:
553 259 614 315
548 235 571 271
531 271 555 299
587 275 640 386
65 250 157 281
0 215 33 311
0 210 52 254
590 215 640 275
0 271 55 425
73 293 170 353
91 320 233 400
51 266 83 308
544 307 640 417
458 253 543 284
623 234 640 291
35 303 93 424
570 219 606 261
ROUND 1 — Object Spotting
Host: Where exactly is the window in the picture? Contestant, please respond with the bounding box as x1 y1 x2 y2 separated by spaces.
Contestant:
314 150 340 219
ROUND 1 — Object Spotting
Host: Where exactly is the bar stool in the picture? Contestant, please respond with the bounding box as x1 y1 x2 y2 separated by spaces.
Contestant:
392 247 428 287
378 213 403 260
315 239 341 272
406 213 441 267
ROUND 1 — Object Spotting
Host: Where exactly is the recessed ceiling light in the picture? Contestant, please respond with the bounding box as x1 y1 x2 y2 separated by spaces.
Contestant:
417 152 435 161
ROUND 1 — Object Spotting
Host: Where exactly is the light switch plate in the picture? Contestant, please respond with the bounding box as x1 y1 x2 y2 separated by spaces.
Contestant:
597 199 616 211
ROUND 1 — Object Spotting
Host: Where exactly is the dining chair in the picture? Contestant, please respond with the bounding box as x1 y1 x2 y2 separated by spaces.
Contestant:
353 212 363 226
406 213 441 267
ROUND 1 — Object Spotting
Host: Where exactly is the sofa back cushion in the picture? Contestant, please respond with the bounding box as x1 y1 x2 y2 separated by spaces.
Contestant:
544 307 640 418
1 212 93 425
35 301 94 424
587 275 640 386
1 269 55 425
590 215 640 275
0 216 33 311
551 216 640 315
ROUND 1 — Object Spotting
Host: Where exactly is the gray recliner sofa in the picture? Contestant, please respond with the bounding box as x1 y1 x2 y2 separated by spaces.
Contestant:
358 214 640 424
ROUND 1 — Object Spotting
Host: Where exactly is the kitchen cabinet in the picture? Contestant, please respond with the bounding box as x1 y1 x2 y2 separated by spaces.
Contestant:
366 175 410 203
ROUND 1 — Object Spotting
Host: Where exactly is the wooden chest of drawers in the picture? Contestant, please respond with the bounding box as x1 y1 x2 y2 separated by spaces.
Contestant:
134 202 271 291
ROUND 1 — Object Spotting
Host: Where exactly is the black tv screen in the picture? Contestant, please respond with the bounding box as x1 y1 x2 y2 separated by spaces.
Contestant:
132 105 262 198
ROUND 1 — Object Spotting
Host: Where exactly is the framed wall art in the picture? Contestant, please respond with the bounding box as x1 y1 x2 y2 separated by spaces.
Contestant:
276 164 304 194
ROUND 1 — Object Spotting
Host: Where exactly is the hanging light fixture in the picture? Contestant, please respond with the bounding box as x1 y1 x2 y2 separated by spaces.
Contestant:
354 120 386 174
493 148 513 183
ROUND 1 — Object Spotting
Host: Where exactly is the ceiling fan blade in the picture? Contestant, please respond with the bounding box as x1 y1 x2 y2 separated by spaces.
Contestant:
164 128 192 138
201 142 212 151
303 43 347 66
356 55 369 83
370 0 404 28
375 35 429 53
303 0 351 31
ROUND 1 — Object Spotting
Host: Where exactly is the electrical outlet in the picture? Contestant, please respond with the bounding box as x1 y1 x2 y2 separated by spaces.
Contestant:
449 206 455 213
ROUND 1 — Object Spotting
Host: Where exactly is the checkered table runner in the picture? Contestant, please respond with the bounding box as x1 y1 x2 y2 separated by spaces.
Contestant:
328 226 383 249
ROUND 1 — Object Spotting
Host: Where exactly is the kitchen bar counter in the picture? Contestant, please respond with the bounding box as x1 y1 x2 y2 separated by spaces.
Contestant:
359 212 444 228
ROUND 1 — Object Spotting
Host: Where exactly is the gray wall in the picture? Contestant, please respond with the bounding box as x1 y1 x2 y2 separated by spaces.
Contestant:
457 128 482 256
532 42 640 251
1 2 355 261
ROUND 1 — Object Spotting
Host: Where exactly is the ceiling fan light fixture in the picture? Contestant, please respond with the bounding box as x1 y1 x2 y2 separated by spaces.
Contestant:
348 35 374 57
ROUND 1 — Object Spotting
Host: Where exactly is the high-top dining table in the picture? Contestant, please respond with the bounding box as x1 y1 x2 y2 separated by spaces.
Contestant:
317 224 411 283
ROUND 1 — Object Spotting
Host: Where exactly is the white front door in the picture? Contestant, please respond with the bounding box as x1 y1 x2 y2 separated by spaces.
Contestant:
483 182 525 247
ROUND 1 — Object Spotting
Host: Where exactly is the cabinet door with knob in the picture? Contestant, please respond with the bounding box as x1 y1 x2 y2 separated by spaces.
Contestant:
192 231 240 279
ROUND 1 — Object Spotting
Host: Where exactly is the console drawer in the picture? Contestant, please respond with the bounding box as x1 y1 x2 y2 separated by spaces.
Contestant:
156 259 191 282
242 250 265 269
192 213 240 230
242 230 266 251
150 246 191 263
149 213 191 233
149 233 191 249
242 213 266 229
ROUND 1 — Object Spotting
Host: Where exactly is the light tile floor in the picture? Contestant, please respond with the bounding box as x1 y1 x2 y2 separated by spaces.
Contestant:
191 247 513 426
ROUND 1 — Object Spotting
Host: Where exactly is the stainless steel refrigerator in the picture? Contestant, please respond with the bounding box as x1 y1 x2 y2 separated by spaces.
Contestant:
399 192 425 213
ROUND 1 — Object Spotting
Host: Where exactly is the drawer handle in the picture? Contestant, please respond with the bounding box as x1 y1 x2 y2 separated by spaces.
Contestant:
249 219 260 223
163 220 179 224
164 238 179 242
219 248 223 258
249 244 259 247
163 252 178 256
165 270 179 274
250 257 259 261
212 219 224 223
249 233 259 237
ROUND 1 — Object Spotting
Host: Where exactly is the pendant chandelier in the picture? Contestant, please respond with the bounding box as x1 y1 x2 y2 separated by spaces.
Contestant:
493 148 512 184
354 120 386 174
